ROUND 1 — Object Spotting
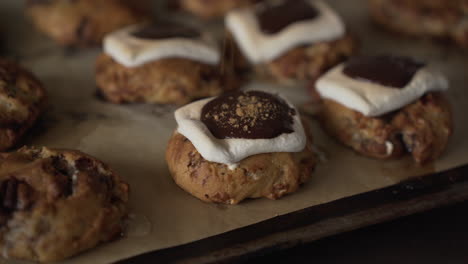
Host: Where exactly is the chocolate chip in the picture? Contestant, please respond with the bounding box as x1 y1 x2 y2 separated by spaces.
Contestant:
1 178 19 212
52 155 75 177
94 89 108 102
75 16 90 39
51 155 76 197
200 68 219 83
75 157 114 192
0 178 34 213
75 157 93 172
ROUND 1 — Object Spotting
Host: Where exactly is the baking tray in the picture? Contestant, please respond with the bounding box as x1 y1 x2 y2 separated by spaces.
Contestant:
1 0 468 263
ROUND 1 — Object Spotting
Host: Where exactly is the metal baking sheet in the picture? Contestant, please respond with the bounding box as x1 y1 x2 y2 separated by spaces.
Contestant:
1 0 468 263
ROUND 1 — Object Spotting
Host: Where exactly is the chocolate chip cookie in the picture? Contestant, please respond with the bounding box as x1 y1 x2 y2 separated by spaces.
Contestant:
369 0 468 48
0 147 129 262
26 0 148 47
0 59 46 151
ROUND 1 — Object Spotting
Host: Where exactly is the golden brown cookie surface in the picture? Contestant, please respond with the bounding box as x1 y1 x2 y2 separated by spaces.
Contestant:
95 54 241 105
319 92 452 164
369 0 468 47
0 147 129 262
257 34 357 83
165 132 316 205
226 33 357 84
26 0 148 47
0 59 46 151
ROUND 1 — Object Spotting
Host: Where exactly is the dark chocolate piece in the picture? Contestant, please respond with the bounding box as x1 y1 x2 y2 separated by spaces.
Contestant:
257 0 319 34
132 21 200 40
75 16 90 39
0 178 35 213
201 91 296 139
0 178 19 213
343 55 425 88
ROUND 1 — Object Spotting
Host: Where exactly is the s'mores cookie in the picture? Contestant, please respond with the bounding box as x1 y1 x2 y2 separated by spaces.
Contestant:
369 0 468 48
96 21 240 105
316 55 452 164
226 0 357 83
166 90 316 204
26 0 148 47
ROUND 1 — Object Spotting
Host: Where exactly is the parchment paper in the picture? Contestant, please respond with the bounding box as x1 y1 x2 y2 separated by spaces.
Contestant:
1 0 468 263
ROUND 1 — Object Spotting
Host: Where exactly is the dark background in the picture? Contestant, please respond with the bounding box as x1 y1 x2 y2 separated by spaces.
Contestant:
247 200 468 263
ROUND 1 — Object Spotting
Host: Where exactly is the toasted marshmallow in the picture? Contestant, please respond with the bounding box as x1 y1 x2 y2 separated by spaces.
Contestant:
104 24 220 67
175 92 307 169
225 0 345 64
316 60 449 117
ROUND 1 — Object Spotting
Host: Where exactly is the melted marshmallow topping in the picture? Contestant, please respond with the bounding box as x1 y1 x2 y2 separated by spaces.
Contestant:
175 91 307 168
104 21 220 67
316 55 449 117
225 0 345 64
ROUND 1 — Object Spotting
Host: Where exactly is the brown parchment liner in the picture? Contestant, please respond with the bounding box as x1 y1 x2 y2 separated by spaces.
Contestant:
1 0 468 263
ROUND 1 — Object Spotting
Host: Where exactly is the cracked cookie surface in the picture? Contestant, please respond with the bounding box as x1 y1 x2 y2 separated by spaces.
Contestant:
369 0 468 47
165 132 316 204
95 54 241 105
259 34 357 83
318 92 452 164
0 147 129 262
0 59 46 151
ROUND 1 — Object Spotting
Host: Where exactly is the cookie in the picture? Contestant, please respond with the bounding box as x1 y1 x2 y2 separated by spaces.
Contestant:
178 0 261 19
166 91 316 204
0 147 129 262
369 0 468 47
96 22 240 105
226 0 357 83
26 0 148 47
0 59 46 151
315 55 452 163
320 93 452 163
256 34 357 83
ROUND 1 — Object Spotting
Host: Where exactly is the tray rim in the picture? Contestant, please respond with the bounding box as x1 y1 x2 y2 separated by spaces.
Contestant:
120 163 468 264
